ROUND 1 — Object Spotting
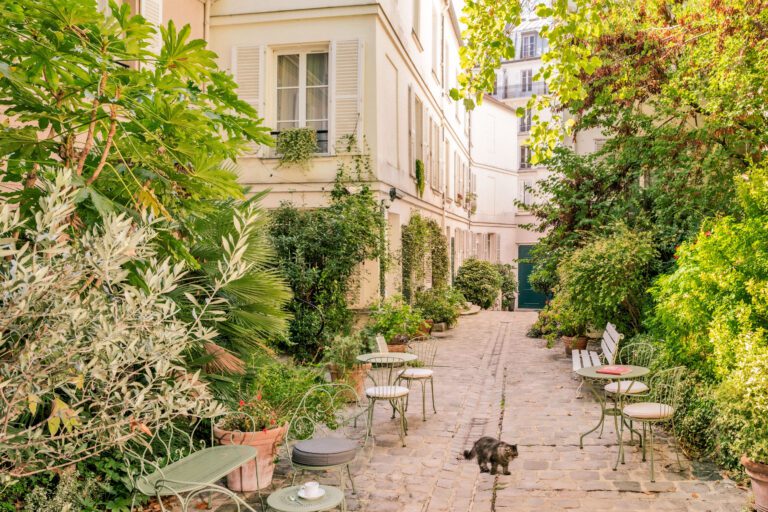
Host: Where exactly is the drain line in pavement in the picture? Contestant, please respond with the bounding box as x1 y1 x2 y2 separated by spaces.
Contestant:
490 364 508 512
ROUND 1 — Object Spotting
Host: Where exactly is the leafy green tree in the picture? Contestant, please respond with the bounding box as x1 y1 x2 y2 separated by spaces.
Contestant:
0 0 271 261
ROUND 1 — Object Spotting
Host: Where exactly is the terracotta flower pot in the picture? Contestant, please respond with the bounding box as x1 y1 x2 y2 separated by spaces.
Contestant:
387 343 407 353
214 422 287 491
562 335 588 357
742 455 768 512
328 363 371 400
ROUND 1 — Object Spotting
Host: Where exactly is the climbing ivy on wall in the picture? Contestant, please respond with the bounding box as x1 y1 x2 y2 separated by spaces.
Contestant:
402 212 449 301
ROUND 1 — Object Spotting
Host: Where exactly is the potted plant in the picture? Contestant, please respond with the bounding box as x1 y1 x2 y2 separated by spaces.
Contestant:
549 295 589 356
414 287 465 332
323 334 371 399
214 393 288 491
367 295 425 351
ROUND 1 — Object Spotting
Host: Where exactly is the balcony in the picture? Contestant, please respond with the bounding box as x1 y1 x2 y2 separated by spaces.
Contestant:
492 81 548 100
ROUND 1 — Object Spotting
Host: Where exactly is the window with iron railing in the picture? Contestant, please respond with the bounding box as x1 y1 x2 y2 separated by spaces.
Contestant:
275 50 329 153
493 81 548 100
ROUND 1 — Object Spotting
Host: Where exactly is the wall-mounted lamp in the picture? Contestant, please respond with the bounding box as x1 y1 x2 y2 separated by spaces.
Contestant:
389 187 404 202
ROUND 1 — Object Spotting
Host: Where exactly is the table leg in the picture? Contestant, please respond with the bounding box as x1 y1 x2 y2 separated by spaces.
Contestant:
579 378 608 449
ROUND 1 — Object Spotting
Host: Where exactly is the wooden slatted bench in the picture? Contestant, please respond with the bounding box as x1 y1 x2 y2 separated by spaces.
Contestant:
572 322 623 372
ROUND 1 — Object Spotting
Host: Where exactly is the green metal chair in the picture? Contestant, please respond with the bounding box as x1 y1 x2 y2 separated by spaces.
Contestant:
125 415 262 512
603 342 657 443
620 366 687 482
397 336 438 421
365 355 410 447
284 383 369 497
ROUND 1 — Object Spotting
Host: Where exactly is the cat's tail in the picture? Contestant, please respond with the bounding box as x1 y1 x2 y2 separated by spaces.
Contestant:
463 447 476 460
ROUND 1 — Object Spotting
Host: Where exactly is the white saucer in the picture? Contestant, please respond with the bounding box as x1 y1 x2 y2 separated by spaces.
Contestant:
298 487 325 501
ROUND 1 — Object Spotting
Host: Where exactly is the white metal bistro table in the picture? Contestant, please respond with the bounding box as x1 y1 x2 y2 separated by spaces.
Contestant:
266 484 345 512
356 352 417 364
575 364 650 469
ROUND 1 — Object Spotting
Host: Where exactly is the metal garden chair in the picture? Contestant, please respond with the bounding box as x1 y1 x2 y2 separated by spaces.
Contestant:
603 342 657 443
284 383 369 496
125 414 262 512
365 355 410 447
619 366 687 482
396 336 438 421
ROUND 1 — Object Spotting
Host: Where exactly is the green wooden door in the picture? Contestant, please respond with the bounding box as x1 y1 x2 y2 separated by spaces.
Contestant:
518 245 547 309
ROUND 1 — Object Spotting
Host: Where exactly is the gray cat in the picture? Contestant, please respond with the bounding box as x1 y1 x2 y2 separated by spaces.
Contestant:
463 436 518 475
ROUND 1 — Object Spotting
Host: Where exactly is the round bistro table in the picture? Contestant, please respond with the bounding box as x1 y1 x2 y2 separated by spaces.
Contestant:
266 484 345 512
356 352 418 364
575 364 650 470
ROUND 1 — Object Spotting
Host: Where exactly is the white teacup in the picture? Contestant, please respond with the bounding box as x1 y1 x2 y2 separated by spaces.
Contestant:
301 481 321 498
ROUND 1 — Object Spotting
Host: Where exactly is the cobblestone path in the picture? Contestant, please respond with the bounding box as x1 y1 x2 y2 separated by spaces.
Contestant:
222 311 747 512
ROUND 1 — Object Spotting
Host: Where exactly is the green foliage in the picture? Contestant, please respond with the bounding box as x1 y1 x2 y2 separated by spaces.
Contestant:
0 172 222 478
276 128 318 169
367 295 425 343
0 0 271 259
401 212 449 301
323 334 365 373
414 287 465 326
415 159 426 197
496 264 517 311
651 164 768 468
23 468 93 512
556 226 657 333
454 258 502 309
270 146 386 360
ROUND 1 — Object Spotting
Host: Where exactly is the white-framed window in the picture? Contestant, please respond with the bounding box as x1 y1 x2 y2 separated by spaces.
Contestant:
520 145 532 169
275 49 329 153
521 69 533 93
520 108 532 132
432 5 441 80
520 32 538 58
520 178 535 206
413 0 422 43
414 96 424 171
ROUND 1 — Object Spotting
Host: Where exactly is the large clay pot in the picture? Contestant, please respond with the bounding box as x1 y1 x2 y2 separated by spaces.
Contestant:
742 455 768 512
214 423 287 491
562 335 588 357
387 343 407 353
328 363 371 400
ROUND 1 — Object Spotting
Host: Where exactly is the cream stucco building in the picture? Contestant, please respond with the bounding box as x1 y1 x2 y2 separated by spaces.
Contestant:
129 0 565 309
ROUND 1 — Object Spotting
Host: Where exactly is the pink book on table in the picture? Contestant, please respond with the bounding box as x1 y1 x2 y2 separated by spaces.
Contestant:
596 365 631 375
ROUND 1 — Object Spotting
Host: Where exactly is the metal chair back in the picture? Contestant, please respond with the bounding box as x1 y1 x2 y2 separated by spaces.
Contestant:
647 366 687 410
285 383 367 445
618 342 656 369
375 334 389 353
406 336 438 368
366 355 408 398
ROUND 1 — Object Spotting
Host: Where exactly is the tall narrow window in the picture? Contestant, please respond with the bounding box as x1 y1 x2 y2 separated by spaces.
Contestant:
276 50 329 153
413 0 421 42
520 145 532 169
520 32 538 58
414 97 424 166
520 108 532 132
432 6 441 79
521 69 533 93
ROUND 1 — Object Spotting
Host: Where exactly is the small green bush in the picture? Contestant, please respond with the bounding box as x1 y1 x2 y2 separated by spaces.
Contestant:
496 263 517 311
556 224 657 332
414 287 465 325
276 128 318 169
367 295 425 342
455 259 502 309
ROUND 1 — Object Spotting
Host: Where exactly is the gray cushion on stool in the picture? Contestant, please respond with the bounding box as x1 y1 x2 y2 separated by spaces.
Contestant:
291 438 357 467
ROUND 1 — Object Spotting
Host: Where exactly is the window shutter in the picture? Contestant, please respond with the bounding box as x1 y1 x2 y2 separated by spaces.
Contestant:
332 40 362 150
141 0 163 57
232 45 265 155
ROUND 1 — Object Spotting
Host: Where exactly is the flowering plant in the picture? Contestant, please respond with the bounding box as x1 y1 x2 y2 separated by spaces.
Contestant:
218 391 283 432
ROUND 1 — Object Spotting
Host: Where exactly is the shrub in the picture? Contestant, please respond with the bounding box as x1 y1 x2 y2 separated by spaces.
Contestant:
414 287 466 326
401 212 450 300
496 263 517 311
367 295 425 342
650 164 768 471
455 258 502 309
323 334 365 373
556 225 657 332
276 128 318 169
0 172 223 478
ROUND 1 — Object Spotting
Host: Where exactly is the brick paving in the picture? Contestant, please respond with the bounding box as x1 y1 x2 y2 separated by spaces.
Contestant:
218 311 748 512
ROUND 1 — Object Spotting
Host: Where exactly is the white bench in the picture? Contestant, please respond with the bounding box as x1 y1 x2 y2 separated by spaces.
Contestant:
572 322 623 371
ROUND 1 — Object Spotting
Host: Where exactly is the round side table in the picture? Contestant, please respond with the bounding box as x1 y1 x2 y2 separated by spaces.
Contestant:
267 485 345 512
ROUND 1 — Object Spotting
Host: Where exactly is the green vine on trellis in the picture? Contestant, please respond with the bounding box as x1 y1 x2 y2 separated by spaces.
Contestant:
415 159 426 198
402 211 449 301
276 128 318 169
